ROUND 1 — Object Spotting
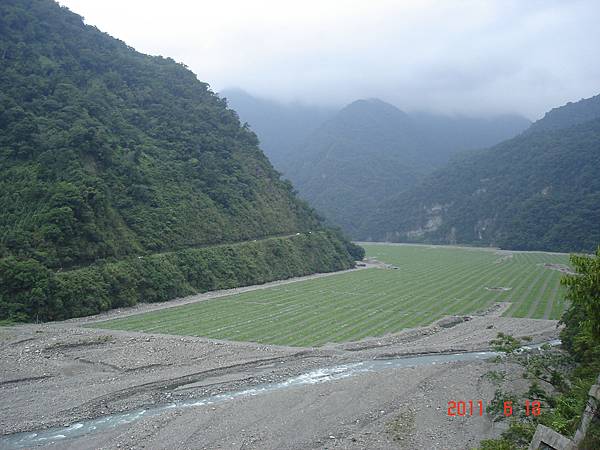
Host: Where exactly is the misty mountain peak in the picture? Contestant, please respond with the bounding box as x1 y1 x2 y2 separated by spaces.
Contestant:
338 98 411 123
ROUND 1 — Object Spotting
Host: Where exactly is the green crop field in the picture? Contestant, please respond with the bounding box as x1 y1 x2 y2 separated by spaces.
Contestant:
92 244 571 347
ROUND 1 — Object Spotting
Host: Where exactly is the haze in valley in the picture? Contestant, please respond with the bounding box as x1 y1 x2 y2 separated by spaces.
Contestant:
58 0 600 120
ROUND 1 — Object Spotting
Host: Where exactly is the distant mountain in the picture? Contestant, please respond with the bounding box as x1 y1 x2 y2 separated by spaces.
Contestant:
364 95 600 252
281 99 425 235
281 99 530 235
526 94 600 134
220 89 335 168
0 0 360 321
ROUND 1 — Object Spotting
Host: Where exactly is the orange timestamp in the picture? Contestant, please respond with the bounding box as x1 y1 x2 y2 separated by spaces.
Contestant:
447 400 542 417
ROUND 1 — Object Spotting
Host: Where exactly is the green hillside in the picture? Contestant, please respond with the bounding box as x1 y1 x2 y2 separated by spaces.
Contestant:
526 93 600 134
364 96 600 252
279 99 529 235
285 100 424 235
0 0 361 321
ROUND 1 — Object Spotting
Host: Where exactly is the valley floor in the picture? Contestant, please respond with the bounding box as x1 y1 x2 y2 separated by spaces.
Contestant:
90 245 569 347
0 307 560 449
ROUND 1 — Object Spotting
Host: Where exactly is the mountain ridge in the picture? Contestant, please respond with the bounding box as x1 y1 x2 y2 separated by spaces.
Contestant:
361 94 600 252
277 98 531 235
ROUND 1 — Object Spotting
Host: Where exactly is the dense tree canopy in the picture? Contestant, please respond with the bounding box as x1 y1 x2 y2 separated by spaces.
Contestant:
0 0 361 321
364 95 600 253
561 249 600 360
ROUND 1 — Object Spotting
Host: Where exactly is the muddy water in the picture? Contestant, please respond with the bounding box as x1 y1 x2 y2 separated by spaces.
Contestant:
0 341 559 449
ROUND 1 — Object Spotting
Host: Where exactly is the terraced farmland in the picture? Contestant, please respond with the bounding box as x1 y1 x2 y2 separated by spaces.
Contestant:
93 244 571 347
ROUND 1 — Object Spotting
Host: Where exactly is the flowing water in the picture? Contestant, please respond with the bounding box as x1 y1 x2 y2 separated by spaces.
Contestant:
0 340 560 449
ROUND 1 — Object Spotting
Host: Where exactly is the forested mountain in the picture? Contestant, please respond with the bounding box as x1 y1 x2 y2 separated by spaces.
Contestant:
363 95 600 252
279 99 530 235
282 99 425 235
526 94 600 134
220 89 335 168
0 0 361 321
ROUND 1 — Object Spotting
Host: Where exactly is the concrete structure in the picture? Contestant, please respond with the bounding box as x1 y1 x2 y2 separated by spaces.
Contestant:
529 374 600 450
529 424 575 450
573 379 600 446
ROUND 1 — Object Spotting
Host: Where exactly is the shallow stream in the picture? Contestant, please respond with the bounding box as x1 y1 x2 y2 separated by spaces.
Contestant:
0 340 559 449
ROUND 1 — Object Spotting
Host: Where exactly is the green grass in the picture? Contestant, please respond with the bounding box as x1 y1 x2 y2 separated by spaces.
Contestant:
91 244 570 347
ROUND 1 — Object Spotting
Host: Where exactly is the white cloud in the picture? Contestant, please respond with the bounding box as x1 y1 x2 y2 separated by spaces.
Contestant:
59 0 600 119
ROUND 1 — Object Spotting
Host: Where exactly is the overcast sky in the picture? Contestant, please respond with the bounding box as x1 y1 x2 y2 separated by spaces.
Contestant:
59 0 600 120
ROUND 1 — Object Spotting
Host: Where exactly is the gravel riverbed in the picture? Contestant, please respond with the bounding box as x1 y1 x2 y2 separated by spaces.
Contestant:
0 295 560 449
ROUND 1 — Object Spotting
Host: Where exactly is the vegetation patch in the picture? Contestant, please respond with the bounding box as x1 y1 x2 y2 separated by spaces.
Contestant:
91 245 569 347
386 408 416 443
1 232 358 322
